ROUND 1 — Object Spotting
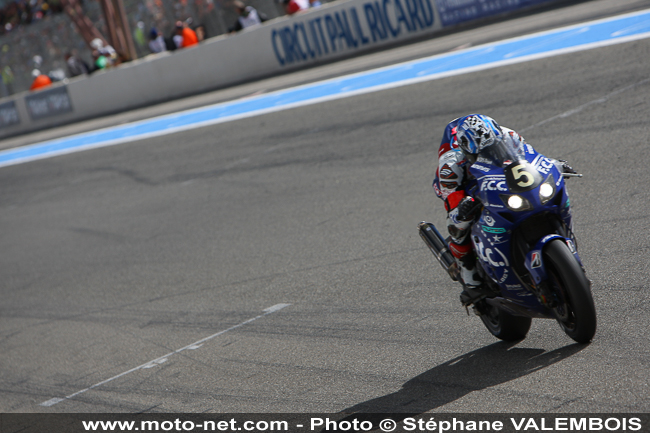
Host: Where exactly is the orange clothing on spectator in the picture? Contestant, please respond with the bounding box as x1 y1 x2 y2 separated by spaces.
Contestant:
182 28 199 47
30 74 52 91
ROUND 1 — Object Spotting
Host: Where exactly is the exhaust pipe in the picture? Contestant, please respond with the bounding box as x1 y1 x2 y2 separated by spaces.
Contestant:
418 222 458 281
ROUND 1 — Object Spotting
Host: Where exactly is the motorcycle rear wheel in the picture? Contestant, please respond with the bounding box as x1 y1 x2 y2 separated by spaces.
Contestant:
543 239 597 344
479 302 532 341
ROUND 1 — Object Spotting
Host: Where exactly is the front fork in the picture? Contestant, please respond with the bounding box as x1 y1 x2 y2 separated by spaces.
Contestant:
522 234 583 308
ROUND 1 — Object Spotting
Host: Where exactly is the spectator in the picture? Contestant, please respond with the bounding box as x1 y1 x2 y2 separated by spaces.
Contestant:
229 1 266 32
134 21 146 50
174 20 198 48
90 38 117 66
165 29 179 51
32 54 43 69
148 28 167 53
2 65 15 96
30 69 52 90
283 0 309 15
173 24 184 49
194 24 207 42
65 51 90 77
91 50 108 71
48 68 67 82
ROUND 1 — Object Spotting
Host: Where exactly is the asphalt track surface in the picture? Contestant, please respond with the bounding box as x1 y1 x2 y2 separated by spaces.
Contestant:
1 0 650 414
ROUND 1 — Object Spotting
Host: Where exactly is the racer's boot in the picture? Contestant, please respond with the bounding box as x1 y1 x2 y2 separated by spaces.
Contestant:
458 253 490 306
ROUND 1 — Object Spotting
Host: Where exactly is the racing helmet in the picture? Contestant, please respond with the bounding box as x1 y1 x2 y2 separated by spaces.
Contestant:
455 114 503 163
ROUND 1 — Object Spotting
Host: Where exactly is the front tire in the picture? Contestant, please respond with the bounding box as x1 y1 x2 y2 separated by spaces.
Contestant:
478 302 532 341
543 239 597 343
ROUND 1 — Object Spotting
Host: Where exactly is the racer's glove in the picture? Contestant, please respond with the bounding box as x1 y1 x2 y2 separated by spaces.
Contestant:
558 159 577 174
456 197 481 222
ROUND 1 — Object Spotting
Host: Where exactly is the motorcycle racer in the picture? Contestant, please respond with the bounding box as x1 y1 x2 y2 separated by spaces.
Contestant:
433 114 575 306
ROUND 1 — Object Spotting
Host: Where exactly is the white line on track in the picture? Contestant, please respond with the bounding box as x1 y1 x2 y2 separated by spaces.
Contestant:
39 303 291 407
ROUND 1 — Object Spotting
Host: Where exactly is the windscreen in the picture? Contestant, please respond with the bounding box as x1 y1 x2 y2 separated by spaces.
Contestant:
475 137 526 168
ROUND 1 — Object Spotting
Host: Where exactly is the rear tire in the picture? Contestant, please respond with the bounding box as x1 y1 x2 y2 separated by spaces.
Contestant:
543 239 597 343
479 302 532 341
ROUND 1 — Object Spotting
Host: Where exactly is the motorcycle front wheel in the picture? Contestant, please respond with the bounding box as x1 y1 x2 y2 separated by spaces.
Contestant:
543 239 597 344
478 302 532 341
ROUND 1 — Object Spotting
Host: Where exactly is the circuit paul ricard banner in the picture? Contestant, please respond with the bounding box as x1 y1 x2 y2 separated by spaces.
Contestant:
267 0 560 67
435 0 560 27
269 0 443 67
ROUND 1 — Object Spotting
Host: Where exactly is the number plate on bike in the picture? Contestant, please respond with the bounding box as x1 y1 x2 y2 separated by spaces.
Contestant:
504 160 543 193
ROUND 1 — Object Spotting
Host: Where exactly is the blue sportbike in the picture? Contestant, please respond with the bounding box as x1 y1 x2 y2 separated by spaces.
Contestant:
419 138 596 343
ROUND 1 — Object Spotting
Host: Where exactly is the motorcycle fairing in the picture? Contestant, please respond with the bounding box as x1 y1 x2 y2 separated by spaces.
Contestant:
467 138 579 313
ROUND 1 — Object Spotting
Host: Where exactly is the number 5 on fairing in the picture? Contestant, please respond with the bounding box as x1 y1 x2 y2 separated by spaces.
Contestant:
511 163 535 187
504 161 542 193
